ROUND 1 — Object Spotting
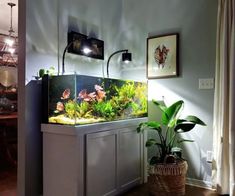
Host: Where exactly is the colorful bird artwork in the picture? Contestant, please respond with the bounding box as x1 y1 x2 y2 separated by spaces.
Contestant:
154 45 169 69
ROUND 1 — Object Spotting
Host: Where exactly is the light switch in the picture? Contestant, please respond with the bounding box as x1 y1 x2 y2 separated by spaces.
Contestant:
199 78 214 89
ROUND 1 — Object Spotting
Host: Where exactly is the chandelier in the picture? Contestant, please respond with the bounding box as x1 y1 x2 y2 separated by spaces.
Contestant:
0 2 17 66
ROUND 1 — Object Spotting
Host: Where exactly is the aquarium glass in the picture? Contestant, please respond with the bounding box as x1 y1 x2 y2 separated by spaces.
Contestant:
47 74 147 125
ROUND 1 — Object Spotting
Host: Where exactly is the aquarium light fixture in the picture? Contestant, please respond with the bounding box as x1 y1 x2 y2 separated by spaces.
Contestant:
62 31 104 74
106 49 132 78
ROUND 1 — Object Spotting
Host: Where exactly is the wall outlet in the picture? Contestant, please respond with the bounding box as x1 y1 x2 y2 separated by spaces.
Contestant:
206 151 213 163
199 78 214 89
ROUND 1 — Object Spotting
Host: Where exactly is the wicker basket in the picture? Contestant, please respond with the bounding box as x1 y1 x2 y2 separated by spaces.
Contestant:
148 161 188 196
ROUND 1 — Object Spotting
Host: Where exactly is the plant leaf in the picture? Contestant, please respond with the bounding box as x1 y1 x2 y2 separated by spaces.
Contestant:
185 115 206 126
177 139 194 143
163 100 184 126
145 121 161 131
174 123 196 133
176 119 186 124
149 156 158 165
137 123 145 133
146 139 162 147
137 121 161 133
152 99 167 112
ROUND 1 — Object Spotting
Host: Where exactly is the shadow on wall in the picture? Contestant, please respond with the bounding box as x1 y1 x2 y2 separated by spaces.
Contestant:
67 16 100 39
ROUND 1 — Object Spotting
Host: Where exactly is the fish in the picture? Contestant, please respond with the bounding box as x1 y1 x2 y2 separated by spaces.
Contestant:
78 89 87 99
95 84 106 101
61 88 71 99
56 101 64 112
84 92 96 102
78 89 96 102
96 90 106 102
95 84 103 91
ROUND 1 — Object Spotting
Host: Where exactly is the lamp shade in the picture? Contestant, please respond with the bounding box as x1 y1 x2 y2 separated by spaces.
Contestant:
122 52 132 62
106 49 132 78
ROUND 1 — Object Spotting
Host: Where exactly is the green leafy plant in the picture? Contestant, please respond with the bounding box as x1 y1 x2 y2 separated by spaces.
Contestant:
76 101 92 118
38 66 56 78
132 83 147 116
64 100 77 119
116 81 136 100
93 101 115 119
137 100 206 164
109 81 136 117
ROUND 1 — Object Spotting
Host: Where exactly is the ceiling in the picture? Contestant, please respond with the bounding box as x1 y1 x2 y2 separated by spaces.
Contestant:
0 0 18 35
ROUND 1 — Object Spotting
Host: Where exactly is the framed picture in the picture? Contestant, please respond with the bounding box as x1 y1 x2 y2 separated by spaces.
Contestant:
147 33 179 79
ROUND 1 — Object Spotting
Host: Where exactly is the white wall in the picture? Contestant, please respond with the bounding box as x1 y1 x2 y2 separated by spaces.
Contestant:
25 0 127 81
121 0 218 184
19 0 218 195
20 0 126 195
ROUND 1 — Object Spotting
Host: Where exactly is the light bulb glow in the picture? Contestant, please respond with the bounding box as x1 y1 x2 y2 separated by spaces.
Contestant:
124 60 130 64
8 48 15 54
83 47 92 54
5 38 14 46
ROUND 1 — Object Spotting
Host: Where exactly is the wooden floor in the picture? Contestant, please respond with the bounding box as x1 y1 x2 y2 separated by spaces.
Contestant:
0 166 218 196
123 183 218 196
0 164 17 196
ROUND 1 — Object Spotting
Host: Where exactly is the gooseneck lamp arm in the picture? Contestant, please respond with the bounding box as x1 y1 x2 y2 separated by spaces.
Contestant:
62 41 74 75
106 49 128 78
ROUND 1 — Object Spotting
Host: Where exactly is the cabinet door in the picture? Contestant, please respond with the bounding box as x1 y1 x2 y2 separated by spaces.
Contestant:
118 127 143 191
86 130 118 196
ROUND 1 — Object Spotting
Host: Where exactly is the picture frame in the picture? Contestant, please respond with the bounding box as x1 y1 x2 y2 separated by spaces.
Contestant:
146 33 179 79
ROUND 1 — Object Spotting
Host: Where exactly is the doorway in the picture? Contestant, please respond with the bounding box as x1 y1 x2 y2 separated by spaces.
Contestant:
0 0 18 195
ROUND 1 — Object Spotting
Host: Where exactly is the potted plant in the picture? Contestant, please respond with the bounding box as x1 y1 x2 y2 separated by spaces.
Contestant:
137 100 206 195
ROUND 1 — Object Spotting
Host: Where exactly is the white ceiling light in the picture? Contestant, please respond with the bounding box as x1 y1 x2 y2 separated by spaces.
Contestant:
0 2 17 66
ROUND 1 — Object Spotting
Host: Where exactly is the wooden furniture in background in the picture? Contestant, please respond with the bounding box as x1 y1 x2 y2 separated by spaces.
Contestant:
0 112 17 167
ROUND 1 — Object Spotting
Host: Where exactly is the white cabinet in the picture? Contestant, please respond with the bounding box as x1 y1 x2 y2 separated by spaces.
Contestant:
86 130 118 196
86 127 144 196
118 128 143 191
42 118 146 196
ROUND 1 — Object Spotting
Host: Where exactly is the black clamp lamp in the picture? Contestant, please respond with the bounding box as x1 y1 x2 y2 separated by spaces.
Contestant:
106 49 132 78
62 38 92 75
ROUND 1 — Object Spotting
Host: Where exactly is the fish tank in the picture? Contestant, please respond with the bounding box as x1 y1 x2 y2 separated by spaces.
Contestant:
42 74 147 125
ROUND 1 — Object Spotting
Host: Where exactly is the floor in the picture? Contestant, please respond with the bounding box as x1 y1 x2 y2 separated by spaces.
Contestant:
123 183 218 196
0 169 218 196
0 164 17 196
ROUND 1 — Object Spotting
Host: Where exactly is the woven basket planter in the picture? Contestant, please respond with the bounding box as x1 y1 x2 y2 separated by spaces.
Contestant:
148 161 188 196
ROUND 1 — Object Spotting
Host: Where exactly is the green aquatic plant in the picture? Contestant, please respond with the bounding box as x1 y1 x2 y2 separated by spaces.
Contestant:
65 100 93 119
93 101 115 119
116 81 135 100
65 100 77 119
76 101 92 118
110 81 136 116
109 81 147 118
132 83 147 116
